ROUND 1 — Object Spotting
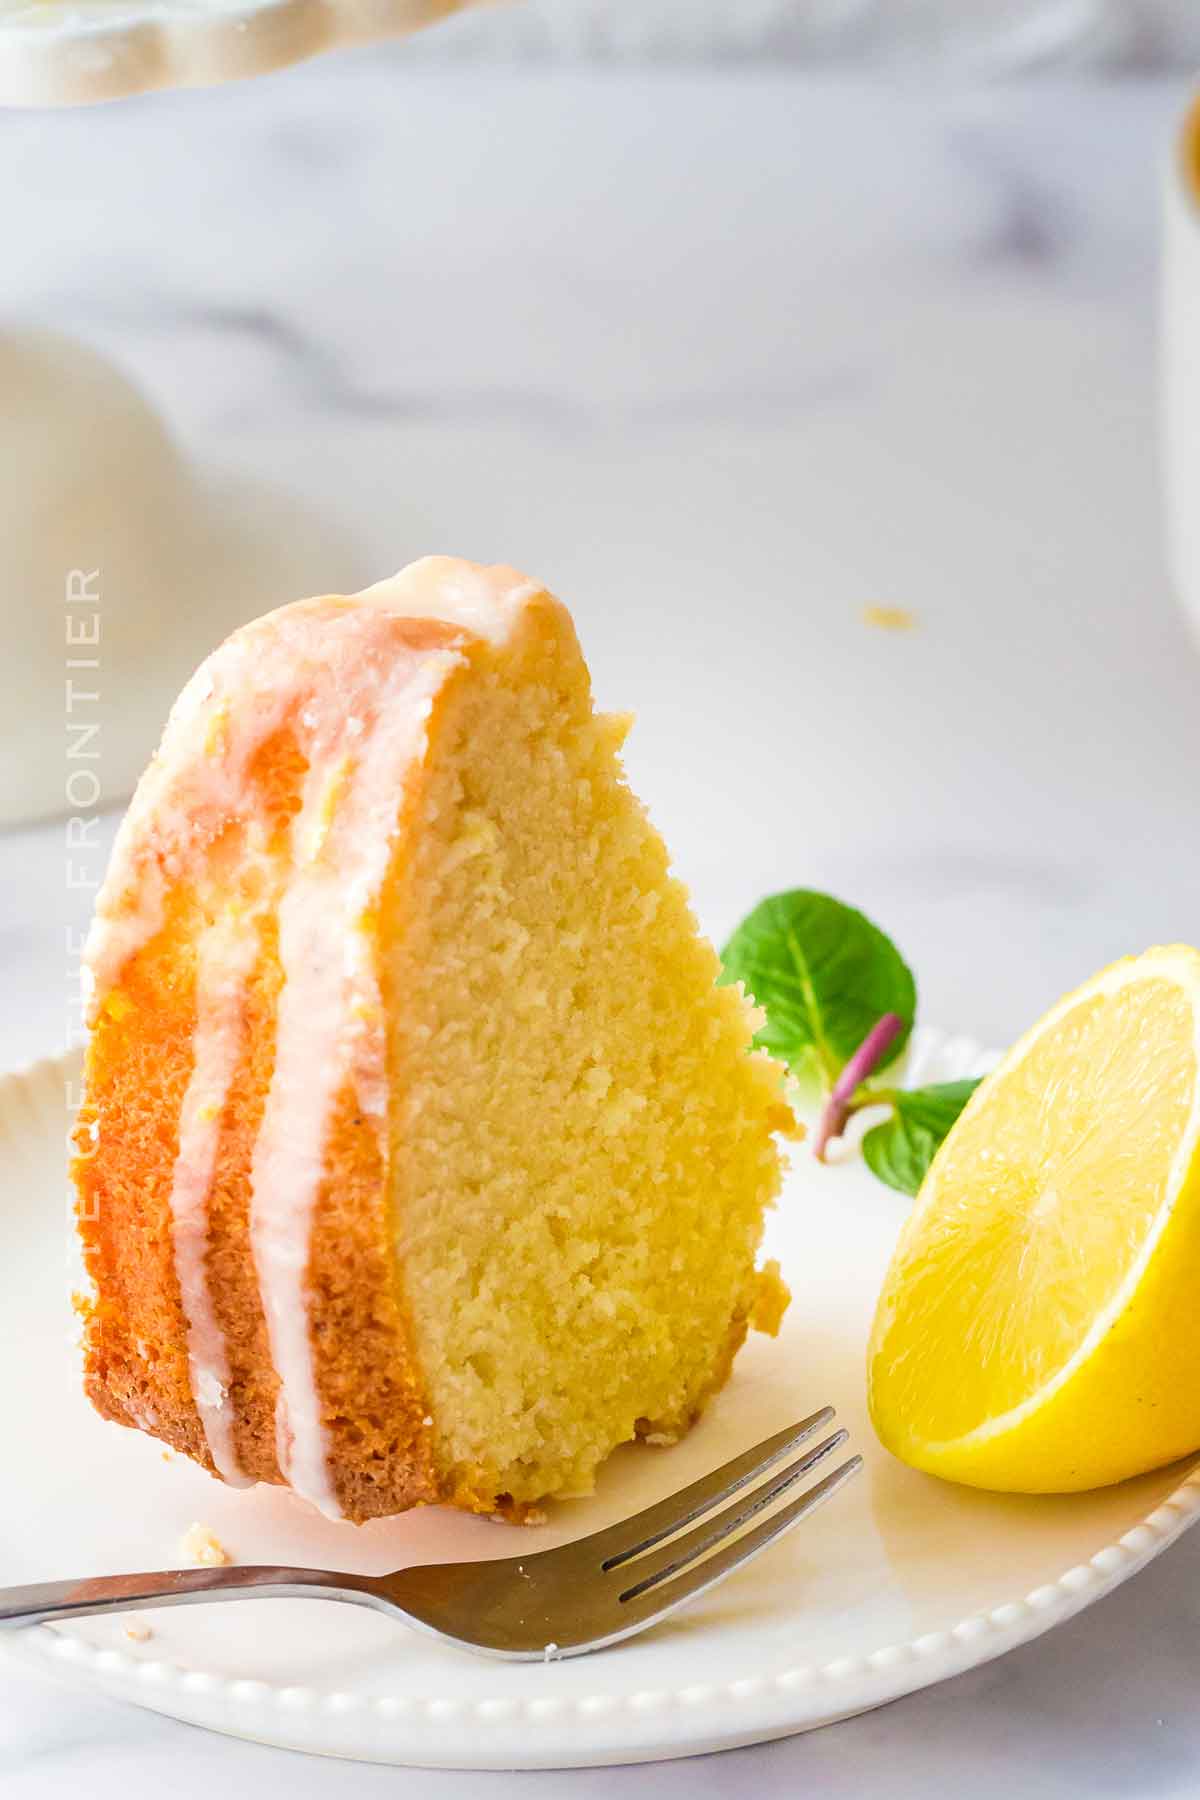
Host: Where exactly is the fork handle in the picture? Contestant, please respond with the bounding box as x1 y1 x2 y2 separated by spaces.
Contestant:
0 1564 383 1629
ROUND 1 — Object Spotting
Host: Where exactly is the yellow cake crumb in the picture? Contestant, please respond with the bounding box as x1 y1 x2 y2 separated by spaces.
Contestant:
750 1259 791 1337
180 1522 230 1566
124 1617 153 1643
862 604 917 632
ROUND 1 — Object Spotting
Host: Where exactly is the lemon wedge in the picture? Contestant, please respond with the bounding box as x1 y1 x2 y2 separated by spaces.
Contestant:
868 946 1200 1491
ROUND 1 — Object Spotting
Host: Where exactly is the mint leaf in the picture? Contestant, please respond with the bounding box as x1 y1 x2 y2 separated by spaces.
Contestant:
861 1079 982 1197
720 890 916 1086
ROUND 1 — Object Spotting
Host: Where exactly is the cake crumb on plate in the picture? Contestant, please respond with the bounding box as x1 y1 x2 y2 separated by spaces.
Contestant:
862 604 917 631
124 1617 153 1643
180 1522 230 1566
750 1258 791 1337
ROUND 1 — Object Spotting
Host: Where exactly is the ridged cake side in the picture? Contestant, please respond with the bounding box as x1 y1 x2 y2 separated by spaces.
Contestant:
74 562 532 1520
74 557 793 1524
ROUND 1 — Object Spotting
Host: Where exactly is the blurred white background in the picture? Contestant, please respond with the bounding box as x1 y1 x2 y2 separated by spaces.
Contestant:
409 0 1200 66
1 58 1195 1058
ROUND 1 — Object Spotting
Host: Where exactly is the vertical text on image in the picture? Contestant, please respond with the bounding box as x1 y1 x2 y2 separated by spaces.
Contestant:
65 568 101 1189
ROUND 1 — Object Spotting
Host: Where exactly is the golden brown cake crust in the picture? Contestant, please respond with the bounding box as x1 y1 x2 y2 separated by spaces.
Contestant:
75 962 444 1522
75 903 214 1474
201 915 285 1490
75 704 450 1524
306 1080 440 1519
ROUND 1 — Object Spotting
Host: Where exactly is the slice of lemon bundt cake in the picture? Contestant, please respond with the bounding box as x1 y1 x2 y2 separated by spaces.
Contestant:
73 556 793 1523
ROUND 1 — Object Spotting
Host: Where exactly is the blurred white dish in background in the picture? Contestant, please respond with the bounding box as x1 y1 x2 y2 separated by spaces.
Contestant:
0 0 1190 107
420 0 1156 70
1164 89 1200 648
0 330 360 828
0 0 476 105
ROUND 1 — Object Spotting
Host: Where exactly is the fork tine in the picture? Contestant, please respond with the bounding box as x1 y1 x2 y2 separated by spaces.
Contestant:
592 1408 836 1573
615 1455 863 1631
616 1429 849 1602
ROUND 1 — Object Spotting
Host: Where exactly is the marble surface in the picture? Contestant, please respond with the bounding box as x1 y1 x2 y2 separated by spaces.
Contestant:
1 57 1199 1797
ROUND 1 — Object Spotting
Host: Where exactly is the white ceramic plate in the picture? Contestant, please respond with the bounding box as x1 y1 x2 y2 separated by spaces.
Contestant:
0 0 474 108
3 1033 1199 1770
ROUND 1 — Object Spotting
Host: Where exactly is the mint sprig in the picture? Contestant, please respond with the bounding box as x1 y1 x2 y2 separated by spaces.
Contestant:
719 890 915 1087
860 1080 981 1197
721 889 981 1197
809 1011 906 1160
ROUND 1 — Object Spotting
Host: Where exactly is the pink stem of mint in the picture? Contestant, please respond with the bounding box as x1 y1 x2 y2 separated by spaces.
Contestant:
812 1012 905 1162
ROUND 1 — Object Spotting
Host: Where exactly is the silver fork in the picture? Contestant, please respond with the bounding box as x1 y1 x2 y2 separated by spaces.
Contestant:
0 1409 860 1660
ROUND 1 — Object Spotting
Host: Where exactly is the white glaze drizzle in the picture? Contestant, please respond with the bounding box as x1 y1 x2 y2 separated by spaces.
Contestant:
358 555 539 646
168 911 258 1486
82 560 541 1518
82 652 290 1009
247 643 460 1518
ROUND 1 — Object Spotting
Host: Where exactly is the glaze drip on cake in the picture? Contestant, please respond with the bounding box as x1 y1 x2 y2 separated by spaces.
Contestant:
169 912 257 1487
74 557 792 1523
